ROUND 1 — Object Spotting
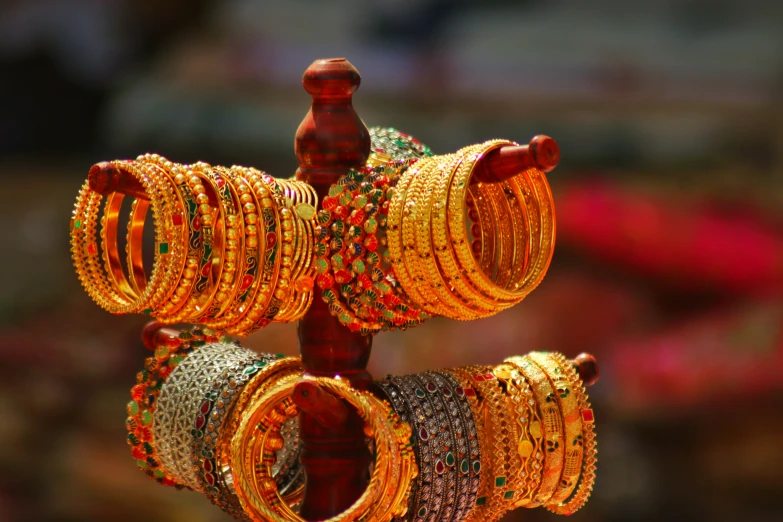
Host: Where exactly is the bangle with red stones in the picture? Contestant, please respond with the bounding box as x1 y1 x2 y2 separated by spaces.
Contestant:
313 160 430 334
126 326 221 488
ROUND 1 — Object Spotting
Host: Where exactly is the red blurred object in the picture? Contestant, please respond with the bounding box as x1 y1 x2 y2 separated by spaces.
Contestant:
611 302 783 413
556 183 783 296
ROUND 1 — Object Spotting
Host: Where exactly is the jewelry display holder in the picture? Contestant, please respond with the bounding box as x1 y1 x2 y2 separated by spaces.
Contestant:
85 57 599 520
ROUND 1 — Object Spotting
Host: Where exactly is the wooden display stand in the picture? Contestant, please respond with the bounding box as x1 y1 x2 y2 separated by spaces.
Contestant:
89 57 599 520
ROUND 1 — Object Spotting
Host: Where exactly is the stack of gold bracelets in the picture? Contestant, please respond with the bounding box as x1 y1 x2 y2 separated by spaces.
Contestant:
128 327 595 521
71 155 318 334
71 129 554 335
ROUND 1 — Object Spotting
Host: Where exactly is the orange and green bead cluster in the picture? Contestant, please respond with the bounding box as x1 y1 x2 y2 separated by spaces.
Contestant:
126 326 222 487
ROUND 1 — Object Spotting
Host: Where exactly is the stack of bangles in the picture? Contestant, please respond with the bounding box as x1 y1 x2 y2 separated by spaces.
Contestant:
313 137 556 331
129 327 595 521
70 155 318 335
375 351 596 521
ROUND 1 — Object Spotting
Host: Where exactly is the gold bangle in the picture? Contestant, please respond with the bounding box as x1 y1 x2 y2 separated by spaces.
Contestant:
231 375 416 522
205 166 260 332
399 156 445 314
506 355 564 507
71 160 179 314
515 168 556 297
429 147 499 318
527 352 584 506
545 352 597 516
232 168 282 335
126 196 150 297
387 161 432 310
491 362 545 507
458 365 522 521
447 141 523 305
215 356 304 517
101 191 137 300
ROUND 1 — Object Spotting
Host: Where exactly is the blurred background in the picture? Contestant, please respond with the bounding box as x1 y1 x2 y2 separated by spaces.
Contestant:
2 0 783 520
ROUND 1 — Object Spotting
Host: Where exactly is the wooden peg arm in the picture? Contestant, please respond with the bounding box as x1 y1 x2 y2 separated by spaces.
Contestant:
89 162 149 200
472 135 560 184
88 161 219 206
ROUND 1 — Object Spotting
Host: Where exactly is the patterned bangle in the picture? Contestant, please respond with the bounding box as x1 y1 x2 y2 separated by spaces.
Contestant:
505 355 564 507
217 356 305 515
314 161 429 334
491 363 545 507
232 376 416 522
428 148 500 318
428 371 482 519
126 326 221 488
527 352 584 505
148 159 203 319
368 127 433 165
153 341 260 491
71 160 179 314
545 353 597 516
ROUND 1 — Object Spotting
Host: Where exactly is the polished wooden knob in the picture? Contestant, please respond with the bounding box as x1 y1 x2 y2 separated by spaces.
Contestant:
574 353 600 387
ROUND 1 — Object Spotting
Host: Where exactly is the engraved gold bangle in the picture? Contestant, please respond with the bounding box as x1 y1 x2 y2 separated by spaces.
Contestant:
231 376 416 522
528 352 583 505
505 355 564 507
545 352 597 516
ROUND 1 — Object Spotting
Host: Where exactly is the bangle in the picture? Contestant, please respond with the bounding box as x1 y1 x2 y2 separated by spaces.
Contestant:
217 354 305 517
428 148 500 318
490 363 545 507
544 353 597 516
461 366 522 520
231 168 282 335
505 355 564 507
232 376 416 522
126 326 221 488
71 160 181 314
527 352 584 506
314 162 429 333
153 341 260 491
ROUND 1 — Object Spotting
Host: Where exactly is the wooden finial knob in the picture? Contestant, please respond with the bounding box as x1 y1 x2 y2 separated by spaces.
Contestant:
292 381 350 428
295 58 370 184
573 353 600 387
529 135 560 172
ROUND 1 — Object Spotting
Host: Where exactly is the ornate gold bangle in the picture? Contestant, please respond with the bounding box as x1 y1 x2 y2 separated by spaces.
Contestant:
527 352 583 506
545 352 597 516
447 141 523 305
232 168 282 335
458 365 522 521
491 362 545 507
71 160 178 314
429 147 499 318
231 376 416 522
387 161 432 310
399 156 446 314
505 355 564 507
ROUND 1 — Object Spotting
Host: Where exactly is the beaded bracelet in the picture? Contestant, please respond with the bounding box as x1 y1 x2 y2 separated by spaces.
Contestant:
314 161 429 333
